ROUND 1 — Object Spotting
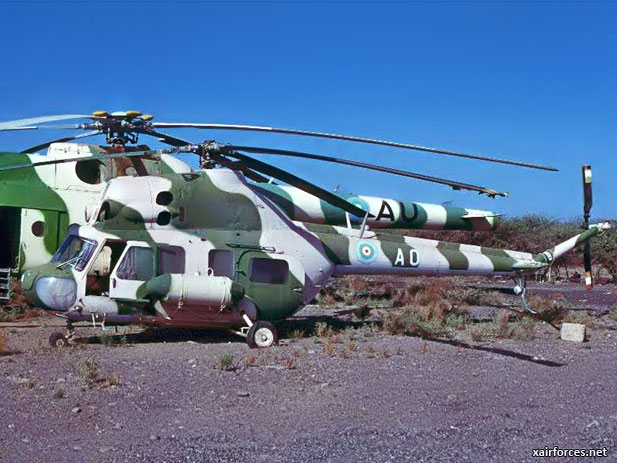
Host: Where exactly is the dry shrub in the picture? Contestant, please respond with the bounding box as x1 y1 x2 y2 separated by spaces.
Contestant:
527 295 569 323
469 325 491 342
510 318 537 341
243 353 257 368
563 310 603 329
53 385 66 399
381 279 472 338
22 378 35 390
469 314 537 342
381 309 446 338
288 329 305 340
318 292 339 308
0 282 43 322
284 357 296 370
216 352 235 371
354 304 372 320
323 340 335 357
496 310 510 337
99 374 121 389
345 276 372 292
0 330 6 354
75 356 100 388
314 321 335 338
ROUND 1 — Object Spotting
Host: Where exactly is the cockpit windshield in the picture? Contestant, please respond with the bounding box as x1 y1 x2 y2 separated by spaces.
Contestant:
52 235 98 271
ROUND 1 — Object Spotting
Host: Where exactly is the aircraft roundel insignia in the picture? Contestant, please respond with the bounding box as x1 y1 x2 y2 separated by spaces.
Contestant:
356 240 378 264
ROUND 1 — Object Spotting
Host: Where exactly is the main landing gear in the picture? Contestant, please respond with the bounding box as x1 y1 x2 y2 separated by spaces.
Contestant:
240 314 278 349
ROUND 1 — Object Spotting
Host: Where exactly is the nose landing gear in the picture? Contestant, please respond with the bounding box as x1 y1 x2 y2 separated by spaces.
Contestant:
48 321 75 347
49 332 69 347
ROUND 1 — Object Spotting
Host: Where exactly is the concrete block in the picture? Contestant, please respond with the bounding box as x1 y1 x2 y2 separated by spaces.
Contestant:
561 323 586 342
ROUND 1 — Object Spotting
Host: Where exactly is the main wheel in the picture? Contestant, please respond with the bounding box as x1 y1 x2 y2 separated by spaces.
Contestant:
49 332 69 348
246 321 278 349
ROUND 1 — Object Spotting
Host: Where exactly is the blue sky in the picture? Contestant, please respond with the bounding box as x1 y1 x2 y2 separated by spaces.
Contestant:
0 1 614 220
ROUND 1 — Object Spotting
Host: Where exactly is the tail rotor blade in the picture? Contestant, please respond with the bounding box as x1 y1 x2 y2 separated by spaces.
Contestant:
582 165 593 220
582 165 593 290
583 241 592 290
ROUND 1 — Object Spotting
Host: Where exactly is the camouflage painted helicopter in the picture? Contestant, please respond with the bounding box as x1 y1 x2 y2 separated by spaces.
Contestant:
0 111 508 296
1 112 608 348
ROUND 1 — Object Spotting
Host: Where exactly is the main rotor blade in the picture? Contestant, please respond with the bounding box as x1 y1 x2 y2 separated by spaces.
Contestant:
221 151 373 217
0 114 90 130
21 130 102 154
215 157 271 183
228 145 508 197
153 122 558 172
137 131 272 182
0 148 168 173
140 129 193 148
0 124 82 132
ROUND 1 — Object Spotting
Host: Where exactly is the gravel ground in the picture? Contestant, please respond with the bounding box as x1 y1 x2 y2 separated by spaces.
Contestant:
1 282 616 463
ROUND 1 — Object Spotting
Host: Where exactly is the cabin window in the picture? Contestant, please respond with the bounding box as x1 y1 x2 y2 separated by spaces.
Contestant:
249 258 288 284
75 160 108 185
209 250 234 278
31 221 46 237
158 246 185 274
116 247 154 281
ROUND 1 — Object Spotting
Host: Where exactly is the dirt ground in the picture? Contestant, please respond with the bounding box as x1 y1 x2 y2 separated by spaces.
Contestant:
0 280 616 463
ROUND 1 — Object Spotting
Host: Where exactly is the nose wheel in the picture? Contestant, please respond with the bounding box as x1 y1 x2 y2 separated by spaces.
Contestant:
246 320 278 349
48 321 75 348
49 332 69 348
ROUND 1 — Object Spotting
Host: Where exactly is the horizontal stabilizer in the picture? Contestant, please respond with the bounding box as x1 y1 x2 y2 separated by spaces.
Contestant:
461 213 503 219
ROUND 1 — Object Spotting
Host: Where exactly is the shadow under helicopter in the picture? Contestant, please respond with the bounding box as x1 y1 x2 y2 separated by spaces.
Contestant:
72 312 565 367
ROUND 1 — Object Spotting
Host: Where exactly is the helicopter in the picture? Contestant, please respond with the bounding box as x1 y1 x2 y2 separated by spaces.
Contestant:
2 112 608 348
0 111 505 298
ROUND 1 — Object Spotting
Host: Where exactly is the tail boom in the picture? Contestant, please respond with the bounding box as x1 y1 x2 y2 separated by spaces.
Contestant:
302 222 609 278
534 222 611 265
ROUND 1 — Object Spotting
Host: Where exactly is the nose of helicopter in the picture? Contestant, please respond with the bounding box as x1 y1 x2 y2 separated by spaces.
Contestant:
21 267 77 311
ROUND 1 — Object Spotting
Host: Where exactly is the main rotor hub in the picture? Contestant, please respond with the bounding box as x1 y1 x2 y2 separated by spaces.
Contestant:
82 111 155 146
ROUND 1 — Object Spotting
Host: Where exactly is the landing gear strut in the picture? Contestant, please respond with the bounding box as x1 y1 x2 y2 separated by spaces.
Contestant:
512 276 536 314
241 314 278 348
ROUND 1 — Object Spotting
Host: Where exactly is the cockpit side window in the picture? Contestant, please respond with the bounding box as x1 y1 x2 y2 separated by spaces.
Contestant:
116 247 155 281
52 235 98 271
